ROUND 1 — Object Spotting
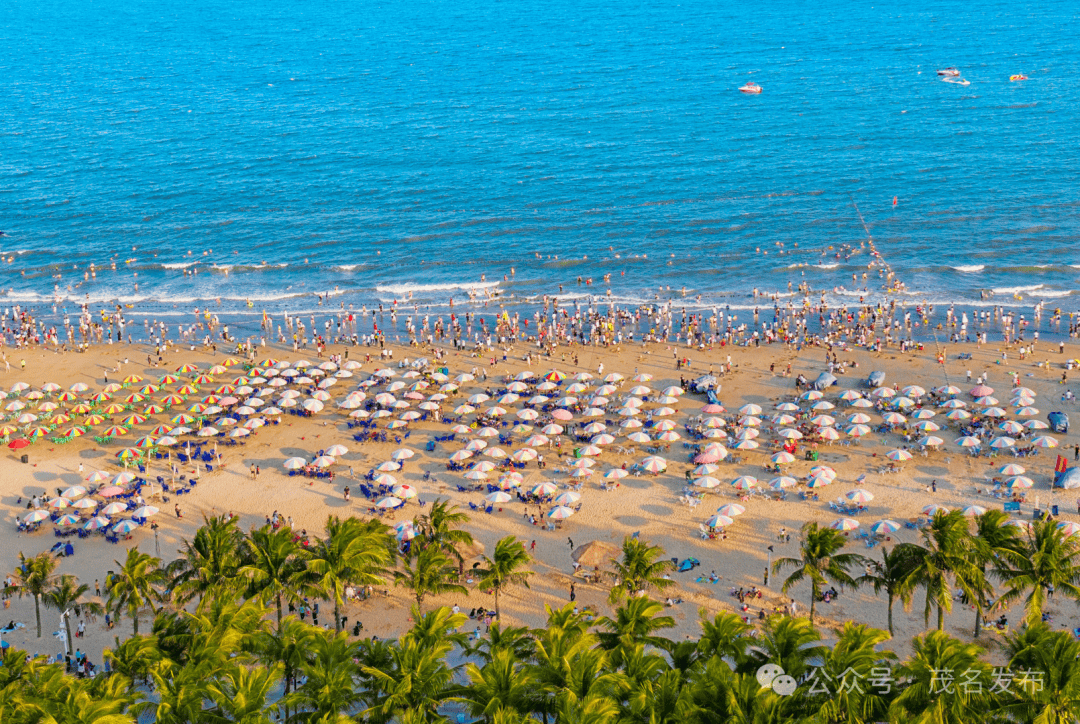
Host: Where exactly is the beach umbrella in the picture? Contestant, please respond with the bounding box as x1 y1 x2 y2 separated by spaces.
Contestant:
886 449 913 461
999 463 1026 476
511 448 539 463
463 470 489 481
283 457 306 469
705 514 735 529
846 424 872 438
850 398 874 408
810 465 836 479
911 409 936 420
1005 519 1033 532
553 491 582 506
693 476 722 489
197 426 219 437
392 484 418 500
391 448 415 461
547 505 576 520
1031 436 1059 448
71 498 98 511
731 476 757 490
449 450 474 463
902 385 927 398
312 456 336 468
485 491 513 504
101 502 128 515
770 451 796 464
373 473 398 486
830 518 860 531
115 447 142 460
881 412 906 425
1016 406 1040 417
778 428 803 440
80 516 109 531
110 520 139 535
731 439 759 450
922 504 950 516
48 497 72 510
324 444 349 457
845 489 874 503
98 486 126 499
530 482 558 497
7 438 31 449
737 403 762 416
60 485 87 500
484 447 508 459
1058 522 1080 537
970 385 994 397
961 505 988 518
870 520 901 535
998 421 1025 435
811 400 836 411
913 421 941 432
982 407 1006 418
640 456 668 472
23 510 51 523
945 410 972 421
817 428 840 441
768 476 798 489
918 436 944 447
56 514 82 527
375 496 403 509
132 505 160 518
805 476 832 488
989 437 1015 449
871 388 895 398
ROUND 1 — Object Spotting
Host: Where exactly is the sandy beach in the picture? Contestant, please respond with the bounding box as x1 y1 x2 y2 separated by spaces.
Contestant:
3 331 1078 663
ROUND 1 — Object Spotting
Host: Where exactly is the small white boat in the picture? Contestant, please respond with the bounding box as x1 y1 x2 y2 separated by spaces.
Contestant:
937 68 960 77
739 82 762 94
942 77 970 86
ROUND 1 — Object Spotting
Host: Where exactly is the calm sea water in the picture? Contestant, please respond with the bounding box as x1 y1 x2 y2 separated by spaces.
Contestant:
2 0 1079 323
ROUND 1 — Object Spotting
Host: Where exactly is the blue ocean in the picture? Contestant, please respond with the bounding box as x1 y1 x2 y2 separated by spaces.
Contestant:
2 0 1078 324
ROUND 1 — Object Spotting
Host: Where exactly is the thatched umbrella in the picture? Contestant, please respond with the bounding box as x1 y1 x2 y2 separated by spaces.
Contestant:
571 540 621 569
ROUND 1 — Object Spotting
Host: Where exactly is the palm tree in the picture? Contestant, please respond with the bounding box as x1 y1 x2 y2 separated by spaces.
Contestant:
239 524 308 630
305 515 394 632
889 630 995 722
696 610 753 665
8 551 59 638
806 622 897 723
773 522 865 625
1003 623 1080 723
42 574 102 653
900 510 983 631
417 499 475 562
362 636 457 724
744 615 825 683
166 513 244 608
456 649 535 723
205 663 283 724
609 537 674 604
969 510 1020 637
394 546 468 611
475 536 532 619
106 548 165 636
597 596 675 653
857 545 916 637
254 617 314 724
996 518 1080 626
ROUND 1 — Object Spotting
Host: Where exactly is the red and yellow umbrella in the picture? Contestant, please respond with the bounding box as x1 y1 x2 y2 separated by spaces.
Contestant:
175 363 199 373
115 448 142 460
102 404 126 415
71 404 93 415
160 394 185 406
122 375 144 385
188 403 209 413
158 374 179 385
259 359 279 368
177 384 199 395
171 413 196 424
0 423 19 436
232 377 251 385
61 426 87 438
123 393 146 403
120 413 148 426
57 391 78 402
209 365 227 375
214 385 236 394
27 426 51 438
48 414 72 425
202 395 221 404
90 392 112 402
193 374 214 384
149 424 173 436
137 384 160 394
222 357 242 367
543 370 567 382
102 426 130 437
102 383 123 393
133 436 158 448
142 404 165 415
82 415 106 426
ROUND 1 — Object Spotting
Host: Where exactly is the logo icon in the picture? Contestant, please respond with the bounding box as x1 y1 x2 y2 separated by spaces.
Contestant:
756 664 797 696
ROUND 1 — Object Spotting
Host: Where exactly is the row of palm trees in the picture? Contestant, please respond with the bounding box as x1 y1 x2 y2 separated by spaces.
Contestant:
4 504 1080 722
774 510 1080 638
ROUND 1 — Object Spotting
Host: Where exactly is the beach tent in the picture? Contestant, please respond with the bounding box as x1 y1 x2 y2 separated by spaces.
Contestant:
865 371 886 388
690 375 718 393
1056 467 1080 489
813 373 837 391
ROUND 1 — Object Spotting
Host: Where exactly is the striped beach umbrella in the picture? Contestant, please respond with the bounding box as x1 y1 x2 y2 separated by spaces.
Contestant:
830 518 860 531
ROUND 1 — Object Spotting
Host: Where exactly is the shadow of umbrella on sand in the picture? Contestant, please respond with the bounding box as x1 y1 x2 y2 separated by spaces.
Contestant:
571 540 622 569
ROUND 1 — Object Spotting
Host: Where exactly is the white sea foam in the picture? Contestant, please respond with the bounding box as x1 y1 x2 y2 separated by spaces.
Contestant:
952 264 985 272
375 282 500 295
813 263 840 269
161 262 199 269
993 284 1044 294
1029 290 1072 298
